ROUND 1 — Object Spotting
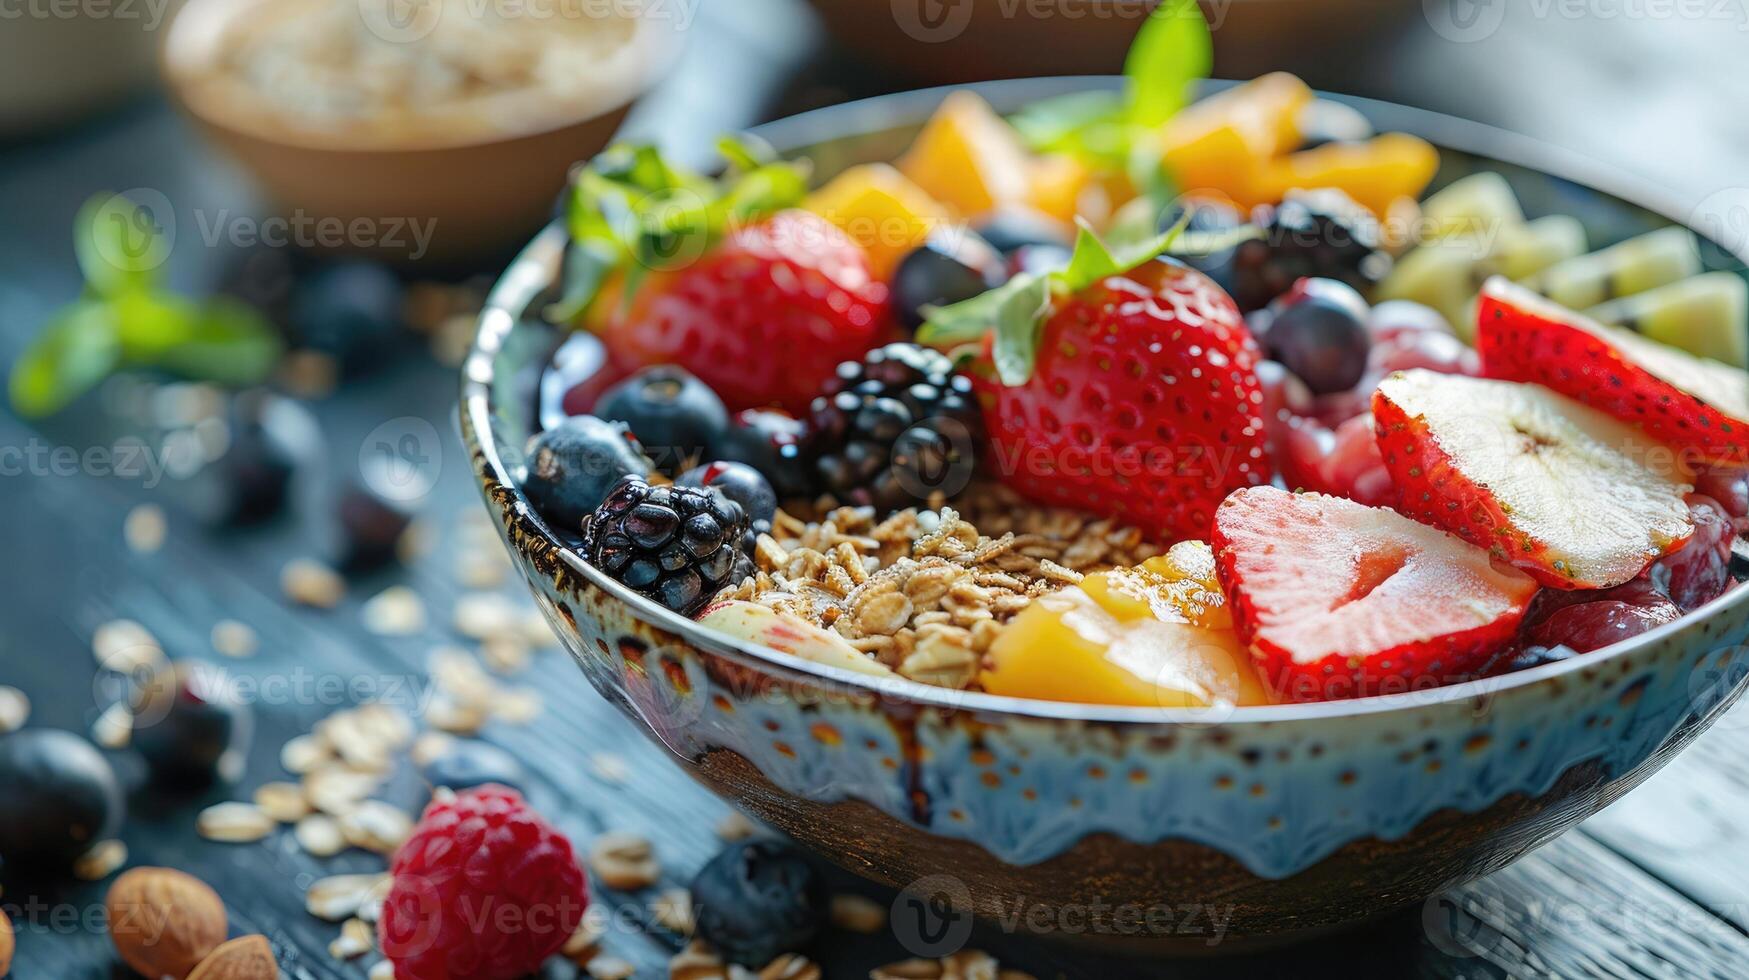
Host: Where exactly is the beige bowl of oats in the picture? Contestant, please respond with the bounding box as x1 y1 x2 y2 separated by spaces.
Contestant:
162 0 681 263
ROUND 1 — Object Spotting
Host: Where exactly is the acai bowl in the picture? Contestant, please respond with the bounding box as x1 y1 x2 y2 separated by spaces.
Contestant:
463 12 1749 952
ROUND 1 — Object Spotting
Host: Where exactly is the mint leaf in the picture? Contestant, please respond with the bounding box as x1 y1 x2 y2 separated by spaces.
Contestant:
1125 0 1213 128
10 299 120 417
74 192 169 298
148 297 283 385
1010 91 1129 166
547 237 624 322
987 275 1054 386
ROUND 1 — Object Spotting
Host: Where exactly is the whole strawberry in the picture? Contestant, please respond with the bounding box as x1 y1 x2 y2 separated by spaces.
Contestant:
378 785 587 980
966 255 1271 541
596 209 890 414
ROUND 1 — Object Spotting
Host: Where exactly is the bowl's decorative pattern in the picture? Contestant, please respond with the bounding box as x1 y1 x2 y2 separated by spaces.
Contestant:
463 79 1749 942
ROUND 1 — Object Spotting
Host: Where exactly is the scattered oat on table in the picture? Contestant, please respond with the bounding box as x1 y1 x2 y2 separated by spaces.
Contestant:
651 887 695 936
588 832 661 891
362 586 428 636
328 917 375 960
254 781 312 823
282 558 345 608
210 619 259 658
340 801 413 854
197 802 276 843
123 503 167 554
72 840 127 881
281 733 332 774
0 685 29 733
830 894 886 934
307 873 390 922
91 701 132 749
715 811 757 842
92 619 166 673
585 954 637 980
296 814 347 857
761 953 823 980
589 752 629 784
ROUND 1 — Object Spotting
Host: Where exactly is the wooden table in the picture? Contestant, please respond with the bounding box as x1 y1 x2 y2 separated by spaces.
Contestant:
3 3 1747 977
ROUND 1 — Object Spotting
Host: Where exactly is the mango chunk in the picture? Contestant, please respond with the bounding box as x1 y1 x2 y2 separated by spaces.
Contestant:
897 91 1033 218
805 163 950 280
1159 72 1313 203
1251 133 1439 216
982 542 1268 708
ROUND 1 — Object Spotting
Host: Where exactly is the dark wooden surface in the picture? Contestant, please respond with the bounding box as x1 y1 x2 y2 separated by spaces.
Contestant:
3 3 1749 978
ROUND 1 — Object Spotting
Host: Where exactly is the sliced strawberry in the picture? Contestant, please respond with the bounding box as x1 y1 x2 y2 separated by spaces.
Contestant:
1213 486 1539 701
596 209 891 414
1476 276 1749 466
1373 369 1693 589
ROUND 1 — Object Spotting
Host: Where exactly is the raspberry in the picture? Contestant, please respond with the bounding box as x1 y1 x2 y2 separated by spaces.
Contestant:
378 786 587 980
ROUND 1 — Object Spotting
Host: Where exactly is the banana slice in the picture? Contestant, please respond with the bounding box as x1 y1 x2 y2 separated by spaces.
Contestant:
1588 272 1749 369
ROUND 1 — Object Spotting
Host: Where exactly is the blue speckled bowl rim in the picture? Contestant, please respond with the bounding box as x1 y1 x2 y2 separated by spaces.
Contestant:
463 75 1749 727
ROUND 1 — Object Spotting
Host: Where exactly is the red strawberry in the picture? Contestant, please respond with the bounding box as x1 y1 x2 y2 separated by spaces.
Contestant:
973 258 1272 541
1212 486 1539 701
595 209 890 414
1373 369 1693 589
1476 276 1749 466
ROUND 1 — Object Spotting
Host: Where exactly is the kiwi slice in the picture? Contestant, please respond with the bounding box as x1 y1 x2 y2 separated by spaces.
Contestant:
1588 272 1748 369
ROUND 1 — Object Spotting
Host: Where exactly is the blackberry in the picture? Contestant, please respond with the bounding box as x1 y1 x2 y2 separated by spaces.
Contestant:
1232 188 1392 313
809 343 979 513
583 476 753 616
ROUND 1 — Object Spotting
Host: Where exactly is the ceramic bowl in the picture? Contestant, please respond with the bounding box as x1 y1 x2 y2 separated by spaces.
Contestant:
160 0 680 265
463 78 1749 952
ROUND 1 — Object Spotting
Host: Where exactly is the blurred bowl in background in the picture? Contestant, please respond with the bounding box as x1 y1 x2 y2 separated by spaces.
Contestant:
161 0 682 265
809 0 1416 86
0 7 164 136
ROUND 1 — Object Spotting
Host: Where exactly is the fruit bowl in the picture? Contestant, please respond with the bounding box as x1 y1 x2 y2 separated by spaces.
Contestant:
463 78 1749 951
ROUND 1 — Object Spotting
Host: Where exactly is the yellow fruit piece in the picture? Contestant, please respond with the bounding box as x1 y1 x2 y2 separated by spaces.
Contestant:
897 91 1033 217
805 164 950 280
1160 72 1312 202
982 543 1268 709
1026 154 1096 226
1252 133 1440 216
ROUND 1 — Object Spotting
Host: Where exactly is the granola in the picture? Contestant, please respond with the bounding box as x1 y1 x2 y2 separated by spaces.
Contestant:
715 482 1159 690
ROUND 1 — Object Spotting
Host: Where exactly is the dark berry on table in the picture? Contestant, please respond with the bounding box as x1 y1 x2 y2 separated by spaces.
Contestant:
974 207 1070 254
0 729 125 871
678 461 777 534
1007 242 1073 279
335 483 415 570
1648 495 1736 611
1232 188 1391 312
1254 278 1372 394
596 367 729 475
129 661 252 786
713 409 815 500
288 261 405 374
691 840 826 967
891 232 1007 329
583 476 754 616
178 389 320 526
418 739 526 795
809 343 980 513
524 416 654 532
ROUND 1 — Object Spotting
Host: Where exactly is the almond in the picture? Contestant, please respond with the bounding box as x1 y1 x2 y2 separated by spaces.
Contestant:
107 867 228 980
187 935 277 980
0 907 15 978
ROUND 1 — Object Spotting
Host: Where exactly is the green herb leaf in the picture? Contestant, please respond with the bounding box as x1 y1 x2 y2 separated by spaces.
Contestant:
74 192 169 298
1125 0 1214 128
9 299 120 417
987 275 1054 386
1009 90 1129 166
146 297 283 385
110 289 200 362
547 237 624 323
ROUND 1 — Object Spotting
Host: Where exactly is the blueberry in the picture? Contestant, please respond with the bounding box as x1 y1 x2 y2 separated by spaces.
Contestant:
691 840 826 967
129 661 252 787
974 207 1070 254
1007 243 1073 278
679 461 777 534
334 483 415 570
1160 199 1246 293
177 389 320 526
525 416 654 532
713 409 814 500
1255 278 1372 395
539 332 617 432
419 739 526 795
596 367 729 474
289 261 404 374
891 233 1007 329
0 729 125 871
